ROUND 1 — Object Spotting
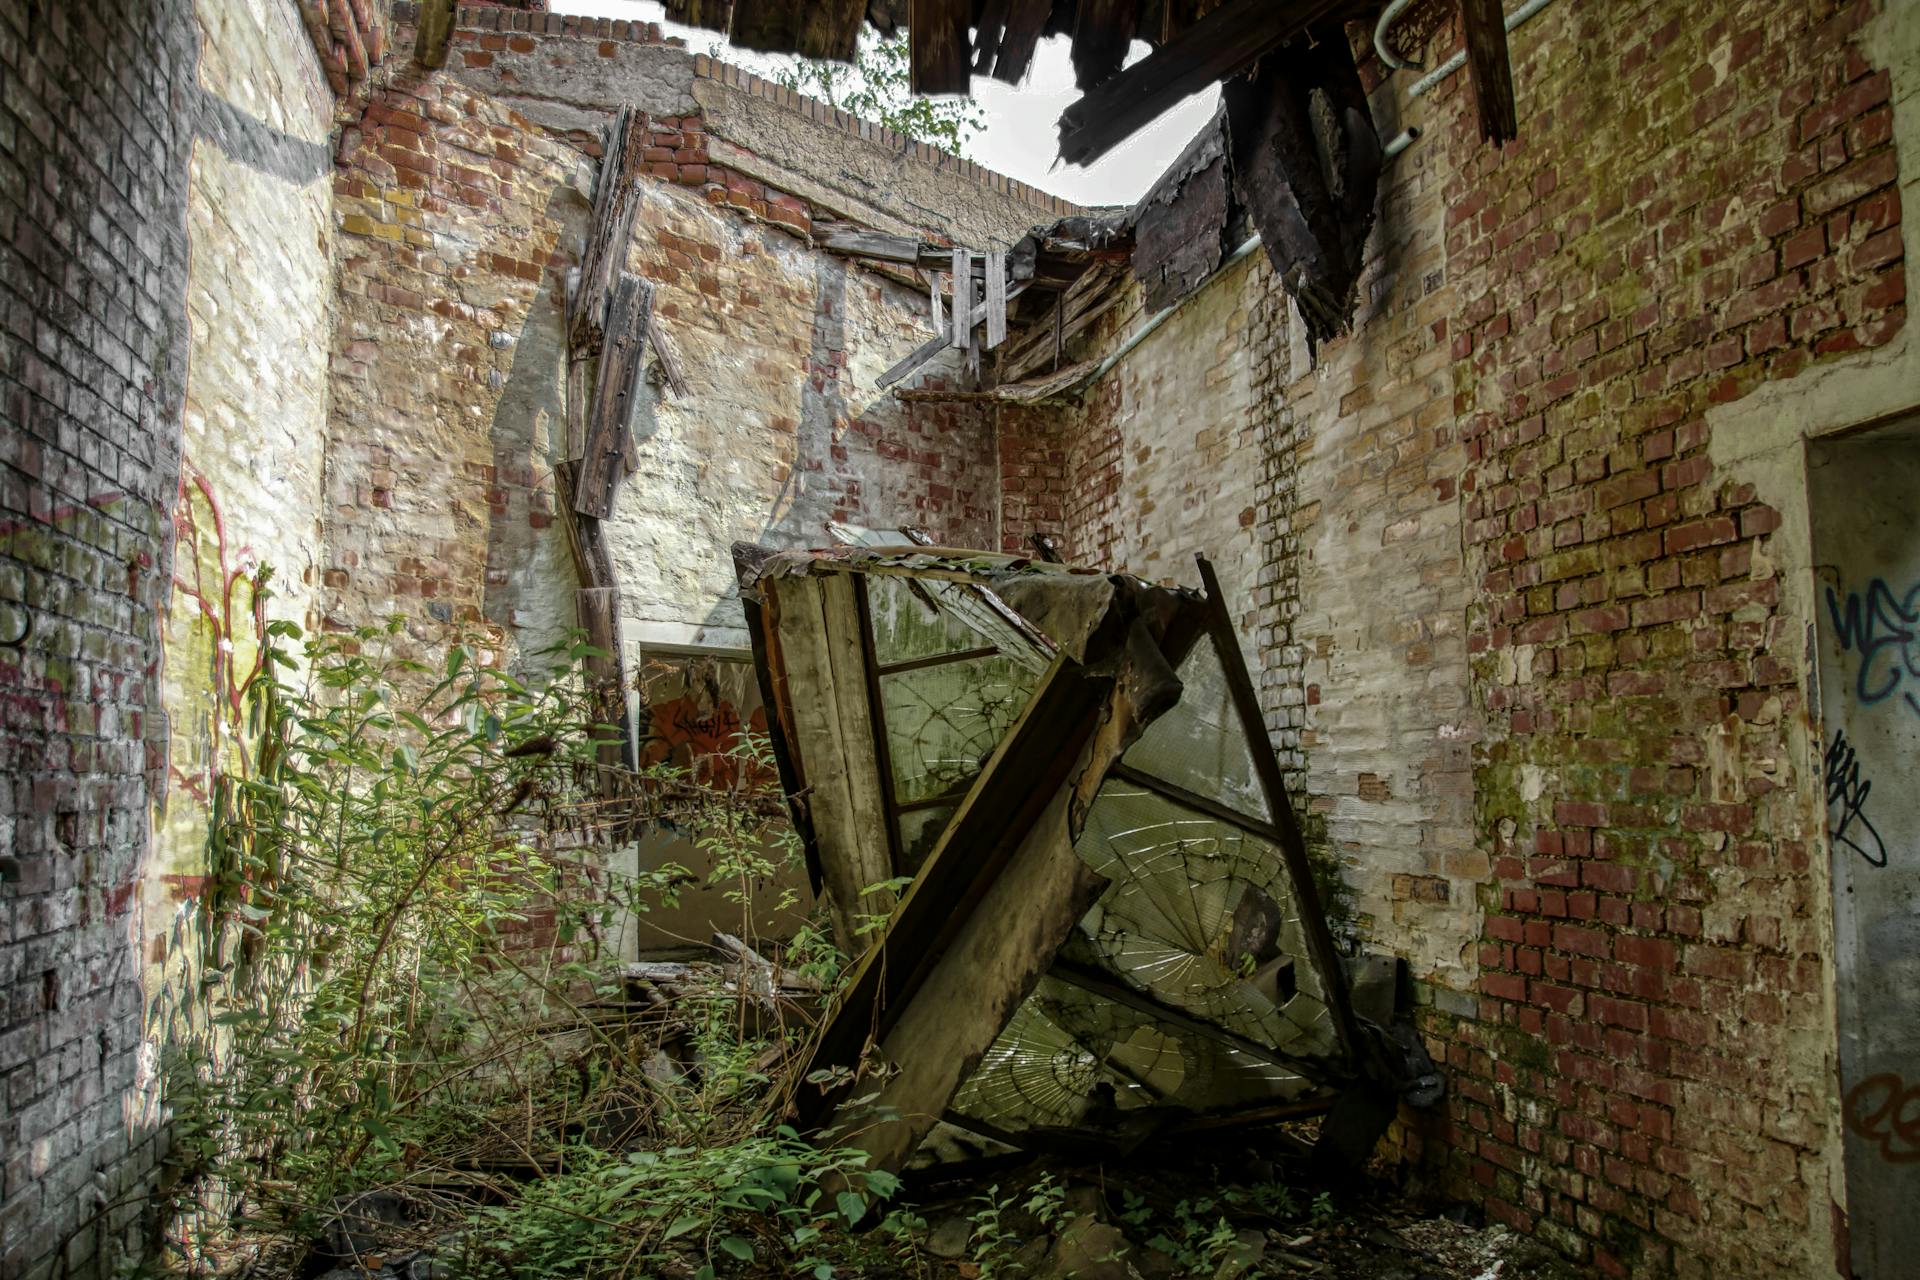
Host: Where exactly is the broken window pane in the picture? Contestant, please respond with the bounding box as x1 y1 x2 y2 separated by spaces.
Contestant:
865 574 998 666
1122 636 1265 822
951 972 1315 1135
879 653 1037 806
1071 779 1337 1059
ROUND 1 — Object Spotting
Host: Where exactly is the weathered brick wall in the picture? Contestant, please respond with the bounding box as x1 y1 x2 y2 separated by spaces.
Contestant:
1411 2 1905 1273
0 0 199 1275
322 65 585 655
1277 54 1483 986
994 0 1912 1271
330 10 1045 661
606 161 999 654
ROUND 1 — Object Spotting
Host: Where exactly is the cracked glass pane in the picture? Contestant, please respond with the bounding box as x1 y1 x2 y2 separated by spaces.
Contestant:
865 574 997 667
1122 637 1265 823
1070 779 1337 1059
951 973 1312 1135
879 654 1037 806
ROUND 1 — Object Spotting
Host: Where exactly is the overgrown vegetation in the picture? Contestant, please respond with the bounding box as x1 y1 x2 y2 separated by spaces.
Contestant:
773 29 986 157
153 618 911 1278
147 615 1543 1280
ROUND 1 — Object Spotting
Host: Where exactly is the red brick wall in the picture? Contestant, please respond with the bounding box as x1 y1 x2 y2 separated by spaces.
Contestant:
0 0 198 1275
1411 2 1903 1274
991 2 1907 1273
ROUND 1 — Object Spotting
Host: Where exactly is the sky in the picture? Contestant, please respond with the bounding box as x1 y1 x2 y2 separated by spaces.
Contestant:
551 1 1220 209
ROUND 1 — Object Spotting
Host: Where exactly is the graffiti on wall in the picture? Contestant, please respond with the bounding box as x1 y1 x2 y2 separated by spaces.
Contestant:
1825 578 1920 719
1825 727 1888 868
635 654 772 792
1846 1073 1920 1164
157 461 270 878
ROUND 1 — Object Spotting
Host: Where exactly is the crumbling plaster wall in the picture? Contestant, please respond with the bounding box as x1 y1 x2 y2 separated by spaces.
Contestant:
154 0 337 972
611 176 998 652
327 5 1070 663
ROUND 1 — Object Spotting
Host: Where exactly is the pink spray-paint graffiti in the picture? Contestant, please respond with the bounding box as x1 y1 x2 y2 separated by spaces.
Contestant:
155 461 273 904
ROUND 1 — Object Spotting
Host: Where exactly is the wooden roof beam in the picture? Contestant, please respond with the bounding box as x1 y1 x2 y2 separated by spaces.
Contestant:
1459 0 1519 144
1056 0 1345 167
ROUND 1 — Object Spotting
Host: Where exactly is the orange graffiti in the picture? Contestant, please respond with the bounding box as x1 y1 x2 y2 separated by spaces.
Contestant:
1844 1073 1920 1163
636 693 771 790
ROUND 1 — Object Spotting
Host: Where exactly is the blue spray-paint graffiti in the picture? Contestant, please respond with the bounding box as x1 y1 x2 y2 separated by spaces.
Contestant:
1825 578 1920 717
1825 727 1888 868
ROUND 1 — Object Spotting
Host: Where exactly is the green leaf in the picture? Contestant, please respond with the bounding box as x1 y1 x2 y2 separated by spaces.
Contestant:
813 1265 835 1280
663 1215 703 1240
836 1191 866 1226
718 1236 754 1262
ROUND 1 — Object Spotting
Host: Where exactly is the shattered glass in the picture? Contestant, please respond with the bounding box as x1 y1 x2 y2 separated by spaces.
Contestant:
951 972 1315 1134
1123 640 1265 822
1070 779 1334 1056
880 654 1035 806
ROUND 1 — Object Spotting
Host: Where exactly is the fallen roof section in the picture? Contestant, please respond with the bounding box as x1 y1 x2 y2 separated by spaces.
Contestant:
736 542 1439 1177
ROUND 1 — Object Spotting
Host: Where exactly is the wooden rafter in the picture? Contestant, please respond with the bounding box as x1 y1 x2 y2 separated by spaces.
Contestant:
1056 0 1345 167
1460 0 1519 144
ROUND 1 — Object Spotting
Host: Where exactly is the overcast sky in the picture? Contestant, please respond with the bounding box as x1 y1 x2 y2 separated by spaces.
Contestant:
552 1 1219 209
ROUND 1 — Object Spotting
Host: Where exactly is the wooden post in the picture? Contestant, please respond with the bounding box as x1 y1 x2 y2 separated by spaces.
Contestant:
577 586 629 784
413 0 455 68
1460 0 1519 144
985 249 1007 349
573 274 654 520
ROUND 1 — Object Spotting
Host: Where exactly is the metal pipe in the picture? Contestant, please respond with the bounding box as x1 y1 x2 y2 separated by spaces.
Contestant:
1409 0 1560 99
1382 126 1422 159
1075 232 1264 393
1373 0 1423 72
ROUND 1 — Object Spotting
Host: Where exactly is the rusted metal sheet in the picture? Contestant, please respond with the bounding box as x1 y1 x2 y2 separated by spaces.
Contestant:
1131 114 1232 312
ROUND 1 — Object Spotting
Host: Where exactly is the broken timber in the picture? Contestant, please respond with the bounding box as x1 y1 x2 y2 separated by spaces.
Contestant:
1459 0 1520 145
554 110 659 775
1056 0 1346 167
741 547 1425 1178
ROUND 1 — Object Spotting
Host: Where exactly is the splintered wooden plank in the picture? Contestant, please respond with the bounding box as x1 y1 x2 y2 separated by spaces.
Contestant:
991 0 1053 83
1223 26 1378 345
569 108 649 354
930 269 944 334
880 280 1032 387
950 247 970 348
985 250 1007 349
1055 0 1341 166
972 0 1010 73
1460 0 1518 144
996 263 1123 382
820 228 927 265
793 655 1107 1131
573 273 654 520
828 780 1109 1172
909 0 972 95
771 574 898 951
731 0 863 59
1069 0 1138 90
